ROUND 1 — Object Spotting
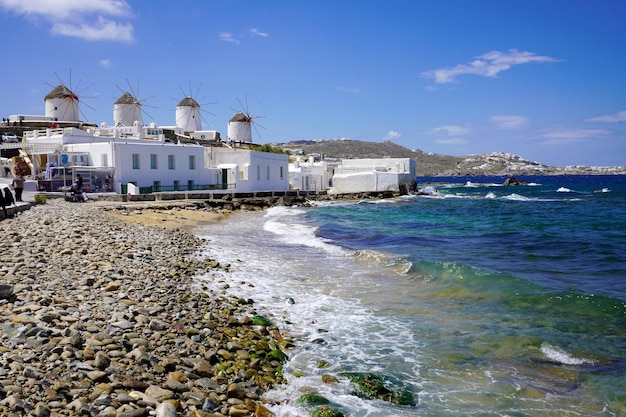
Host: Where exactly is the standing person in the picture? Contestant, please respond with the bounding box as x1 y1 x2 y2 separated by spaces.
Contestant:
3 187 14 207
0 191 7 219
75 173 83 191
11 173 24 202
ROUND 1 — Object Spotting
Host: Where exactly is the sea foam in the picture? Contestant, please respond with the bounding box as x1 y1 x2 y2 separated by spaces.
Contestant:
541 343 596 366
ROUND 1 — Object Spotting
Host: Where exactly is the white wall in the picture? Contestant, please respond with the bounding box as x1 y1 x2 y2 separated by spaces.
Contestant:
331 158 416 194
112 141 215 192
288 160 329 191
207 148 289 192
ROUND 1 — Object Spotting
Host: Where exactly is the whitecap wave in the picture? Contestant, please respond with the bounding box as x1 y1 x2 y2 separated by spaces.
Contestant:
502 193 532 201
263 207 352 256
485 192 497 199
355 249 413 274
557 187 573 193
541 343 596 366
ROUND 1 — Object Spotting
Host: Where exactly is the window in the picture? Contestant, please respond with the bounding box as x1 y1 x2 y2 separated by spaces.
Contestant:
266 166 270 180
150 154 158 169
132 154 140 170
257 165 261 180
173 180 179 191
280 166 284 179
153 181 160 192
101 154 108 167
187 180 194 190
168 155 175 170
189 155 196 170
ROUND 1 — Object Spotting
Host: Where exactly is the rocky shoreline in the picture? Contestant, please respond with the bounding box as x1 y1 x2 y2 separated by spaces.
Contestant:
0 199 288 417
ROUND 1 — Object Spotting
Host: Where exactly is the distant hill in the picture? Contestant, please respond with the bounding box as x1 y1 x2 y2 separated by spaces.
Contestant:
276 139 625 176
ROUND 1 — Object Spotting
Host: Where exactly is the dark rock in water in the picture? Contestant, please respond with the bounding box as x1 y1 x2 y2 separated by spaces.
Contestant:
341 372 416 406
503 176 527 186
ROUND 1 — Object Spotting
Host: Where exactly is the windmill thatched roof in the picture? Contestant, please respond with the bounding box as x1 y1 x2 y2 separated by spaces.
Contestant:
229 112 250 123
45 84 78 100
177 96 199 107
114 92 139 105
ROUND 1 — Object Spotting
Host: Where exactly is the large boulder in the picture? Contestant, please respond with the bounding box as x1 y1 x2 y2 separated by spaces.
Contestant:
503 176 526 186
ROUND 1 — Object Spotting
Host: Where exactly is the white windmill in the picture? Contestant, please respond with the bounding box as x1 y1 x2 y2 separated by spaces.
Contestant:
174 82 215 133
227 96 264 144
176 96 202 132
113 92 142 126
44 84 79 122
113 79 155 127
44 70 95 122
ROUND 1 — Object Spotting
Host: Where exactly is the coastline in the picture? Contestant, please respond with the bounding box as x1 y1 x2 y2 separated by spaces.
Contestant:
0 199 286 416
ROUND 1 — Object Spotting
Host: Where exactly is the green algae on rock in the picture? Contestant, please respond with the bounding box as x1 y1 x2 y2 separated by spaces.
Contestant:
341 372 417 406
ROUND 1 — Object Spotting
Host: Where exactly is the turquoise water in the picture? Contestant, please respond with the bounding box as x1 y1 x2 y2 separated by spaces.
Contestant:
195 175 626 416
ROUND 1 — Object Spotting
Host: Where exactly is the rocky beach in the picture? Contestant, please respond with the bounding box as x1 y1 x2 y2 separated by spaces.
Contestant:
0 199 289 417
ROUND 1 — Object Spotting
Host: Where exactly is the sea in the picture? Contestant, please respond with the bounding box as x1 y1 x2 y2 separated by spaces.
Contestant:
193 174 626 417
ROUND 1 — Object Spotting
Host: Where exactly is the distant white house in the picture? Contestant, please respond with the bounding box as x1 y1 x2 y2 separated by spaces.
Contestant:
288 156 330 191
206 147 289 193
330 158 416 194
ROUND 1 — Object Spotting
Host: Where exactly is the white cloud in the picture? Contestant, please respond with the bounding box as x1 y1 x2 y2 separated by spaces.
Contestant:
337 86 361 94
538 126 612 145
249 28 269 37
489 115 529 129
433 138 468 145
584 110 626 123
218 32 239 44
0 0 134 42
219 28 269 44
421 49 560 84
99 58 112 68
52 16 133 42
425 125 472 136
383 130 401 141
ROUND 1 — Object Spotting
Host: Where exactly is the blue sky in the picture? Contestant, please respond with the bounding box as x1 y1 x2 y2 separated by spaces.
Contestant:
0 0 625 167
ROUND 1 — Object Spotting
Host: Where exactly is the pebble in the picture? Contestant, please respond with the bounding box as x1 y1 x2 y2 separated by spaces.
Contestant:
0 199 286 416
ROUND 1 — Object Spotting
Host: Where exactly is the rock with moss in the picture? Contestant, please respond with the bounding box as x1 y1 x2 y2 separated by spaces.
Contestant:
252 315 274 326
341 372 416 406
266 348 289 363
311 405 345 417
296 393 330 406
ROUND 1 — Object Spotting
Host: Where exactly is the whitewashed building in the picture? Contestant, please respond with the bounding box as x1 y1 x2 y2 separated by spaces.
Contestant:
22 124 218 194
288 157 330 191
205 147 289 193
330 158 416 194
